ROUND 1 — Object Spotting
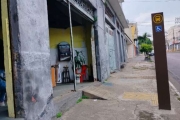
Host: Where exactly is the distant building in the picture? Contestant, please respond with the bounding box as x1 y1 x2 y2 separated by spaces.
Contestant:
124 23 134 58
128 23 139 56
167 25 180 51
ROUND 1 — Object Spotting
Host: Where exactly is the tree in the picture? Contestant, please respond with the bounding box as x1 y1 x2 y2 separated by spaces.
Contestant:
140 43 153 60
140 44 153 54
138 33 152 45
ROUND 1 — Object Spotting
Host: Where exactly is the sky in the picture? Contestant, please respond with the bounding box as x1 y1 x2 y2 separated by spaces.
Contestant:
122 0 180 39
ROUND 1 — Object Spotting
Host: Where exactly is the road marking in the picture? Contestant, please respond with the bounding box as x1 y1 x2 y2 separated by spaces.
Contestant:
122 92 158 106
168 70 180 96
169 81 180 96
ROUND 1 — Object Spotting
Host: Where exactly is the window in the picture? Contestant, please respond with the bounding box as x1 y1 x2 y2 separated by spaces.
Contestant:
105 6 114 22
116 21 120 29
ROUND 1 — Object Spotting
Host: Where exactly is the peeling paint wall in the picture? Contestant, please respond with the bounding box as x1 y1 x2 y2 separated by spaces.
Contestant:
18 0 53 118
90 0 124 81
9 0 54 119
94 0 110 81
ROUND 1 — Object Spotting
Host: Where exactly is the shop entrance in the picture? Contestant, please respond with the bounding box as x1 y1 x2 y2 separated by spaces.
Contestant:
0 0 15 118
47 0 96 97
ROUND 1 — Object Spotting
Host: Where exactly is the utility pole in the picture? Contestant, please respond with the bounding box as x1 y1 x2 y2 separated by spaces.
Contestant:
175 17 180 24
68 0 76 91
174 17 180 51
173 28 175 51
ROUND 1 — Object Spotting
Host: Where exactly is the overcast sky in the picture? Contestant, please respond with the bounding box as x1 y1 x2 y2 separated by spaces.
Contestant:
122 0 180 39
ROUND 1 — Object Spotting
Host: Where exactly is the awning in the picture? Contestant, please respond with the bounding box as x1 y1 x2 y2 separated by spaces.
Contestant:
109 0 128 28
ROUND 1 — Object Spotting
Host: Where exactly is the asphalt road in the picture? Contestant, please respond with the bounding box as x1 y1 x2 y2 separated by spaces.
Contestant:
167 53 180 93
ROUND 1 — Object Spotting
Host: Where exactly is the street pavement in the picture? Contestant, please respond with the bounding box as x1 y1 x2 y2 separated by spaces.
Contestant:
53 55 180 120
167 53 180 94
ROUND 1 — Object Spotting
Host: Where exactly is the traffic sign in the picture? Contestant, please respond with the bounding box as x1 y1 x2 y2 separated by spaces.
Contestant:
155 26 162 32
153 14 163 24
151 12 171 110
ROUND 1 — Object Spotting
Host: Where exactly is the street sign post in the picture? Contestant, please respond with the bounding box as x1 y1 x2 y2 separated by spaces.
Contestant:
151 12 171 110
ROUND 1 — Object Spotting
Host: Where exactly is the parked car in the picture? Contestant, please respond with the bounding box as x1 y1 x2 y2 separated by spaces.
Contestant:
148 50 154 56
149 52 154 56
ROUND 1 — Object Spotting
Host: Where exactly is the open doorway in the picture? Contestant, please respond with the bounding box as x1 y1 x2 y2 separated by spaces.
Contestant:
0 27 7 118
47 0 96 97
0 0 15 118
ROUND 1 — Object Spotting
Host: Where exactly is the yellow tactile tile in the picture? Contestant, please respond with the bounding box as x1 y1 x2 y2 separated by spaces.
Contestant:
122 92 158 106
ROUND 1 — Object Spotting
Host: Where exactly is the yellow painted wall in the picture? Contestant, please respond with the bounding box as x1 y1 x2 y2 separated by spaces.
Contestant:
1 0 15 117
49 25 93 76
130 25 135 41
49 26 86 49
130 24 138 40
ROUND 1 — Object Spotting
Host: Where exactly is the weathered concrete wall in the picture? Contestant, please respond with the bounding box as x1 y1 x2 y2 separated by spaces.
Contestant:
115 30 121 70
94 0 110 81
90 0 127 80
88 0 97 8
9 0 54 119
127 44 134 58
119 33 125 64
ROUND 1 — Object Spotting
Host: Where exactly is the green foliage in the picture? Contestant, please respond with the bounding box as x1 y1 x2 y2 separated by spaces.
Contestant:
138 33 152 45
104 0 108 6
93 16 97 23
140 44 153 54
76 98 82 103
56 112 62 118
74 50 85 69
82 95 89 99
76 95 89 104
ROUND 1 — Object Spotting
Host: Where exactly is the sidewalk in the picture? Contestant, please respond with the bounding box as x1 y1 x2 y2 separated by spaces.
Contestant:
54 55 180 120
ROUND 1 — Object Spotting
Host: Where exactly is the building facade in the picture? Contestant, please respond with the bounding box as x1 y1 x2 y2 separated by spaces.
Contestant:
1 0 128 119
130 23 139 56
166 25 180 51
124 25 134 59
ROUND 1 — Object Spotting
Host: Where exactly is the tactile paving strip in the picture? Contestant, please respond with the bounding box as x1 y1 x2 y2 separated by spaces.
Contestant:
122 92 158 106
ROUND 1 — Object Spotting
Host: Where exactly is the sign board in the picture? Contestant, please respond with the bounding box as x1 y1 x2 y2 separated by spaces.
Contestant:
151 12 171 110
58 42 71 61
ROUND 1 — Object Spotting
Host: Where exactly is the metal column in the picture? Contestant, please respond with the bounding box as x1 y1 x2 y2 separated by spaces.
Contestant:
68 0 76 91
